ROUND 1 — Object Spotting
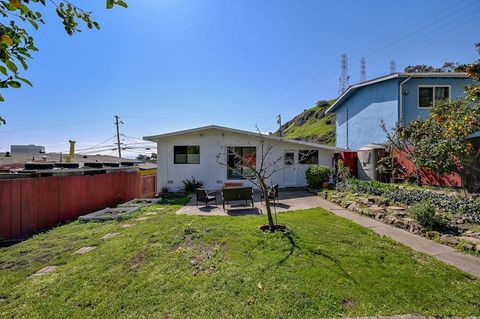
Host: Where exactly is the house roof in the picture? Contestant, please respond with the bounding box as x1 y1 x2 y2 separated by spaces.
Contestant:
325 72 469 114
143 125 346 152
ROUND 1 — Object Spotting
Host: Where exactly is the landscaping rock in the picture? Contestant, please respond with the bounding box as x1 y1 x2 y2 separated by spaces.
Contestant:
74 246 96 255
370 205 386 213
462 243 475 251
384 215 397 225
458 236 480 245
145 212 157 216
386 206 406 215
121 223 135 228
29 266 58 278
375 213 385 220
134 217 149 221
101 233 120 240
440 235 460 247
475 245 480 253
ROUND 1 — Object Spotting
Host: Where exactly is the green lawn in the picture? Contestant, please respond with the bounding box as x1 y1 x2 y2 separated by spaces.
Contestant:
1 199 479 318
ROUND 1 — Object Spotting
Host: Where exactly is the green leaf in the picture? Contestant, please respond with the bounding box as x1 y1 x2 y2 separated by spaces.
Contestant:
7 81 21 88
0 66 7 76
29 19 39 30
106 0 114 9
116 0 128 8
16 76 32 87
6 60 17 73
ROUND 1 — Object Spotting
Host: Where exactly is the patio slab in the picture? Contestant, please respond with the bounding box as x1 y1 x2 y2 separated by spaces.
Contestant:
177 189 322 216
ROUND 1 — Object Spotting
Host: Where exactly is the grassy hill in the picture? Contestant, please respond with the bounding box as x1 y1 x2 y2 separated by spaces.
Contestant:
278 99 336 146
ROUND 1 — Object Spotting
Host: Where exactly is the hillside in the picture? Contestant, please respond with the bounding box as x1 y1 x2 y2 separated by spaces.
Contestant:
278 99 336 146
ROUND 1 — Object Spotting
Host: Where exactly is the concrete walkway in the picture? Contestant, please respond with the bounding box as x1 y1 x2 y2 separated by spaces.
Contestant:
316 197 480 278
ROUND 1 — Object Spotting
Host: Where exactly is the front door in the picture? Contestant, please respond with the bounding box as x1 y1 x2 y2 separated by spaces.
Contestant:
283 151 297 187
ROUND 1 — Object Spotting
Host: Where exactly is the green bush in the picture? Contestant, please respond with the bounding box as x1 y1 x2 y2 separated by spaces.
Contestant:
337 179 480 223
182 177 203 194
408 201 446 231
305 165 331 189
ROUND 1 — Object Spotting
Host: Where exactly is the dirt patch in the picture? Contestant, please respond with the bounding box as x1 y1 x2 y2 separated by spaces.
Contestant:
342 298 356 310
127 250 148 271
175 238 225 275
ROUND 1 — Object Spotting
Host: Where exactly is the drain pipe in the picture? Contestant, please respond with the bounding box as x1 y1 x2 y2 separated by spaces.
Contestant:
399 77 412 126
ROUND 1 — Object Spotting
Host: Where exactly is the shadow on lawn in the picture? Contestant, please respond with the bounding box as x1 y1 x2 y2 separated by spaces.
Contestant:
265 231 356 282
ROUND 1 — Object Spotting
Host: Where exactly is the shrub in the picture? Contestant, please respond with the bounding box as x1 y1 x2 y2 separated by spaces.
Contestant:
305 165 331 189
182 177 203 194
336 179 480 223
408 201 446 231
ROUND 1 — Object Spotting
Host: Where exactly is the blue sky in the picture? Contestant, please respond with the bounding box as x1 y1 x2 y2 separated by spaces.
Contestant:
0 0 479 156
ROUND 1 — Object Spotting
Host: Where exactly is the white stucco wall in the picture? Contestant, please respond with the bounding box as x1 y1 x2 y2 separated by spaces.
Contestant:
154 129 335 192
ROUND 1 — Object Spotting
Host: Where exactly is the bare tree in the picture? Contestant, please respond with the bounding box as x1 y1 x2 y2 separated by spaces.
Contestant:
216 127 316 231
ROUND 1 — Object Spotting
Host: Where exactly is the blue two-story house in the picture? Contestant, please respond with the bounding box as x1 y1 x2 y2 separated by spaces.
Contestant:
325 73 473 150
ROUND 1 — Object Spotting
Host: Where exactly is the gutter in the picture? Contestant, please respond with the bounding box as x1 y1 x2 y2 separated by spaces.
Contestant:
399 77 412 126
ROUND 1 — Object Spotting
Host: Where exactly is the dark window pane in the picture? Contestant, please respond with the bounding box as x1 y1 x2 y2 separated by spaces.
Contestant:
174 146 200 164
299 150 318 164
419 87 433 108
227 146 256 180
284 152 294 165
435 86 449 101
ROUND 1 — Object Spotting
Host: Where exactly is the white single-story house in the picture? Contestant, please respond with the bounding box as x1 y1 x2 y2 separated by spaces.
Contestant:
143 125 342 191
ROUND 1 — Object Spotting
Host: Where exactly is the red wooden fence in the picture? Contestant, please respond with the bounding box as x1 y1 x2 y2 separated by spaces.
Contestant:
0 171 143 240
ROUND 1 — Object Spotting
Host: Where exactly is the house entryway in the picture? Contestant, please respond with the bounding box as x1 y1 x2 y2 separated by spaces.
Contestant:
283 151 297 186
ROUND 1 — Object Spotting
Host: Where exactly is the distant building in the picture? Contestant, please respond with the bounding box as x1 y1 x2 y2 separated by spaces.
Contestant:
10 144 45 154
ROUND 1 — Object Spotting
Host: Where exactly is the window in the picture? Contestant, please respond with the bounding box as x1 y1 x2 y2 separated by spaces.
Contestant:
284 152 295 165
174 146 200 164
299 150 319 164
227 146 256 179
418 86 450 108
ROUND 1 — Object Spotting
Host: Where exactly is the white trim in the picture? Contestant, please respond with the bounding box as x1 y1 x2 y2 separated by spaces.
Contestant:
143 125 345 152
417 85 451 109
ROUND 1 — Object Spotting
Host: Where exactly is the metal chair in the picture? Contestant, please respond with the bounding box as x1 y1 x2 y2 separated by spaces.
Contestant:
195 188 217 207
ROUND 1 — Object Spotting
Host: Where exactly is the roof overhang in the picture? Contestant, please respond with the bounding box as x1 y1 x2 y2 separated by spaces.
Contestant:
143 125 347 152
325 72 469 114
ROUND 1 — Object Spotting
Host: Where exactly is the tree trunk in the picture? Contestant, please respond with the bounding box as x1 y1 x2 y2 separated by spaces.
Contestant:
260 179 275 231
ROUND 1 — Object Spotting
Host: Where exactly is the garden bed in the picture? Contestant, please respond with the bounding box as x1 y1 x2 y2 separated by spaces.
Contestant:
321 179 480 255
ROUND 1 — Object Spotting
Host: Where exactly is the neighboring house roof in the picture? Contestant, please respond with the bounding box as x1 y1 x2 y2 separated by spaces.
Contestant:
143 125 346 152
325 72 469 114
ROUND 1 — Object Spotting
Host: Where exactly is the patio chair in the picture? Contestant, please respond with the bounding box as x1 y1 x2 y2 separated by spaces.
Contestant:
195 188 217 207
261 184 279 205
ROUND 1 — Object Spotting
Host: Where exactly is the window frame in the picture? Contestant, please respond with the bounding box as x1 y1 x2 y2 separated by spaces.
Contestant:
417 85 451 109
173 145 200 164
298 150 319 165
226 146 256 180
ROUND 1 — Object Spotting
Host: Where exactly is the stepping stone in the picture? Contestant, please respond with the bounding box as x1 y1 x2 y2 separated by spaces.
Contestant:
74 246 96 255
145 212 157 216
101 232 120 240
121 223 135 228
0 296 6 302
29 266 58 278
134 217 149 221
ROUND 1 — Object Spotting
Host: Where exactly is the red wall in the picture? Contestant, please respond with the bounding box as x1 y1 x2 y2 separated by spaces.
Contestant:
396 151 462 187
0 171 142 240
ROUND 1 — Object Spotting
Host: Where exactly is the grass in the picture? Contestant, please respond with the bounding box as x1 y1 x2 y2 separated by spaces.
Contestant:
1 199 480 318
282 101 336 146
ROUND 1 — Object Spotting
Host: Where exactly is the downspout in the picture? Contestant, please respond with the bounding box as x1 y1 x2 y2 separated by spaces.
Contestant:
399 77 412 126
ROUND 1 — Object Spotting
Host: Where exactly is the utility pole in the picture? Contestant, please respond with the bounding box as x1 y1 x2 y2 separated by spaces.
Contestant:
114 115 123 158
276 114 282 138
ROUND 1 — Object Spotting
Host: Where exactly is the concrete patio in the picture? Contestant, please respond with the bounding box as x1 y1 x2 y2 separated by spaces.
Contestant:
177 188 320 216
